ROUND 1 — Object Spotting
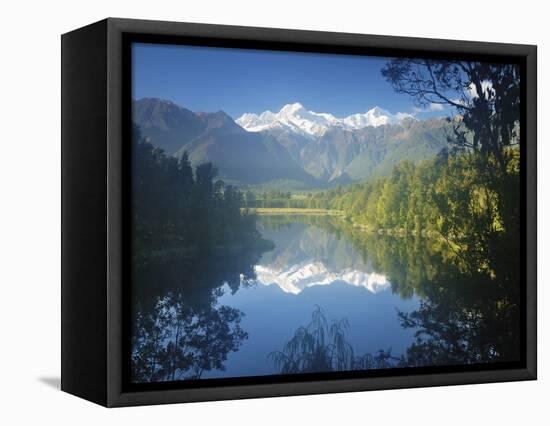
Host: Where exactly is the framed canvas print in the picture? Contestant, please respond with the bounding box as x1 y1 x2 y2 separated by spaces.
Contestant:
61 18 537 407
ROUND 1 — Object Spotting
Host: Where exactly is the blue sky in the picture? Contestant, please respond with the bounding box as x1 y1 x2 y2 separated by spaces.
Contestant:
132 43 449 119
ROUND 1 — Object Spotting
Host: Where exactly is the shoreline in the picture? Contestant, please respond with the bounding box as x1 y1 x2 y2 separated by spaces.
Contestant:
244 207 343 216
243 207 438 238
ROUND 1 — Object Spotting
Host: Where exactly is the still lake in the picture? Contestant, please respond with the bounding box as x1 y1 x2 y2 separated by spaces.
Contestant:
201 215 420 379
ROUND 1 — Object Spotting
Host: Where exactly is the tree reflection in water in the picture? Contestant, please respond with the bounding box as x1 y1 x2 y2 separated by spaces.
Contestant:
268 214 520 371
132 291 247 382
131 246 271 383
269 306 398 373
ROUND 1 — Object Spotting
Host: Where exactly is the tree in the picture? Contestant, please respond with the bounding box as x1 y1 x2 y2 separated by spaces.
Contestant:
381 59 520 165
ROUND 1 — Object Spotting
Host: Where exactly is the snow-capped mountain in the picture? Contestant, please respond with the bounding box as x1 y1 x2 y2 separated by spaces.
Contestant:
254 261 390 295
236 103 413 138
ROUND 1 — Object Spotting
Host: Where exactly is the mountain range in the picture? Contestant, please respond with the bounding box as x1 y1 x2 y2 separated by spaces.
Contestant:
133 98 451 189
236 102 413 137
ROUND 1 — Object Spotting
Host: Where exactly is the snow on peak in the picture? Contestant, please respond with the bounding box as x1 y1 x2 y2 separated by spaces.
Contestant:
343 107 412 128
280 102 305 115
254 261 390 295
236 103 413 137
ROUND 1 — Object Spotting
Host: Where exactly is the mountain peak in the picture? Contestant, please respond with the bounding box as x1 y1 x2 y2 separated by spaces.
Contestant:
280 102 305 114
135 97 186 112
200 110 241 132
367 106 387 115
136 97 173 105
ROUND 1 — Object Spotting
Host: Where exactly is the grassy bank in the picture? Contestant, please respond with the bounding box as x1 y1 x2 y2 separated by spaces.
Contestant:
244 207 343 216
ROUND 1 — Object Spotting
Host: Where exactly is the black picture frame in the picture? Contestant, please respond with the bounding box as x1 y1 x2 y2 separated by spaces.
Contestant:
61 17 537 407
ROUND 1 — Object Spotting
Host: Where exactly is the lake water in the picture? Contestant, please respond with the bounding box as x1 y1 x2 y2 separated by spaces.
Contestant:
202 215 420 379
131 213 520 383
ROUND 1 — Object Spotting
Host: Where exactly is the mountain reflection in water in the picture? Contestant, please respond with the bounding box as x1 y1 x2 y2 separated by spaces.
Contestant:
255 262 390 295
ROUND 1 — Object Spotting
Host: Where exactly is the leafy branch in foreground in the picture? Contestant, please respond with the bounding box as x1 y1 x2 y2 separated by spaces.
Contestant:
381 59 520 164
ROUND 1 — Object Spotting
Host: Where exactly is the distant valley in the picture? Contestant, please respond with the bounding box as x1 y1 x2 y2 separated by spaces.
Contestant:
133 98 451 189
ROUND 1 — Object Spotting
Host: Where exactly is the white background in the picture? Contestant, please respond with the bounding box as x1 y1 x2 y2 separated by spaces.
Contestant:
0 0 546 424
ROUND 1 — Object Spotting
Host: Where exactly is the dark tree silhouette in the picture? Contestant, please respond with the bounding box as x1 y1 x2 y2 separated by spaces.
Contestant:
381 60 520 165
